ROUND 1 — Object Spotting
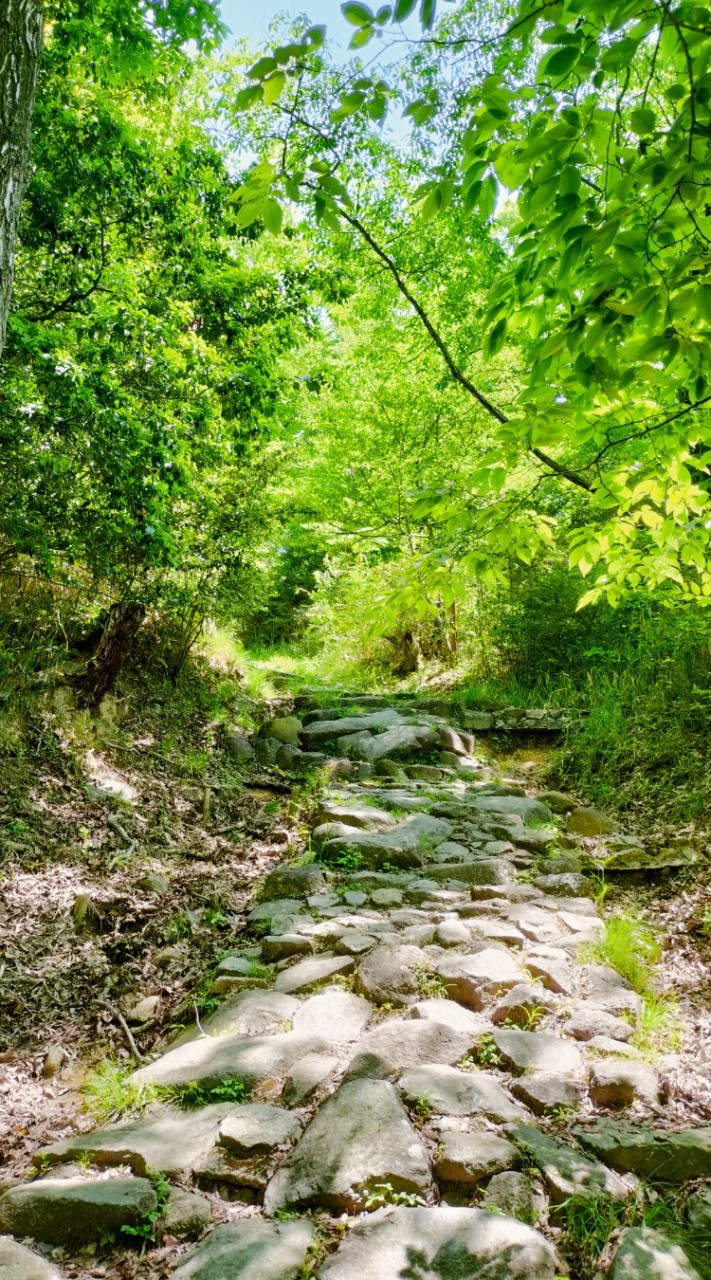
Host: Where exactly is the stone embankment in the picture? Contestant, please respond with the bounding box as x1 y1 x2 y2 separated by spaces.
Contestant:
0 694 707 1279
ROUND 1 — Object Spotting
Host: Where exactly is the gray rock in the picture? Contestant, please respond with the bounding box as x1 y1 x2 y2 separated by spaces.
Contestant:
159 1187 211 1242
534 872 592 896
511 1073 582 1116
282 1052 339 1106
480 1171 545 1224
0 1238 64 1279
343 1018 475 1080
224 727 254 762
300 710 403 744
370 887 403 907
219 1104 302 1156
335 931 378 956
427 859 516 886
566 806 616 836
317 1205 558 1280
0 1176 157 1247
567 1008 633 1042
264 1079 433 1214
526 955 576 996
538 791 576 813
687 1185 711 1241
463 711 494 730
399 1065 524 1122
322 815 452 870
513 1125 632 1202
610 1227 702 1278
340 724 440 762
436 919 472 947
433 841 472 862
491 984 560 1026
435 1132 518 1185
261 934 314 962
316 801 395 830
274 953 355 994
260 865 327 901
267 715 302 744
438 726 476 757
408 1000 489 1036
492 1030 584 1077
172 1219 314 1280
407 765 443 781
355 944 428 1005
276 745 326 772
573 1121 711 1182
589 1061 660 1107
133 1029 330 1089
471 796 554 825
293 988 372 1043
180 990 298 1042
35 1102 235 1176
438 949 526 1008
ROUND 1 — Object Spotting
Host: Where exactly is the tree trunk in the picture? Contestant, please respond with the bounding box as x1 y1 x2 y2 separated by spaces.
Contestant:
0 0 43 364
83 602 146 703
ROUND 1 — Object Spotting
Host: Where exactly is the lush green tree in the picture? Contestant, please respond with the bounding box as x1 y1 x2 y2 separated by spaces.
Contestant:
231 0 711 607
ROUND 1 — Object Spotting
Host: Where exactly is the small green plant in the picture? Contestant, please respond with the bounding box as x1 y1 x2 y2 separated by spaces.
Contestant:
585 916 661 996
121 1171 171 1244
167 1076 247 1108
83 1061 158 1122
504 1005 545 1031
557 1192 632 1274
632 992 683 1055
165 912 192 942
413 1093 433 1118
474 1034 504 1069
329 846 365 874
414 968 448 1000
364 1182 427 1209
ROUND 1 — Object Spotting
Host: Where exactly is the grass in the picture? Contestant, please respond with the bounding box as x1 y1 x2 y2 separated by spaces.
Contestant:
631 992 683 1055
583 916 682 1056
83 1061 158 1123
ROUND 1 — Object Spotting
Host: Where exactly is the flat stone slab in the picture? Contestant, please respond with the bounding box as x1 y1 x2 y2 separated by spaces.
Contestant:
573 1121 711 1182
343 1018 476 1080
470 796 553 825
438 949 526 1008
0 1177 157 1247
133 1029 330 1089
339 724 440 762
218 1104 302 1156
409 999 489 1036
175 990 299 1045
264 1078 433 1214
514 1125 632 1202
322 815 452 869
317 1205 559 1280
316 801 396 830
492 1030 584 1077
172 1219 315 1279
610 1227 702 1278
274 954 355 994
35 1102 236 1176
435 1132 519 1185
301 710 403 743
292 989 373 1043
355 944 429 1006
511 1073 583 1116
399 1065 524 1122
589 1062 659 1107
0 1238 65 1279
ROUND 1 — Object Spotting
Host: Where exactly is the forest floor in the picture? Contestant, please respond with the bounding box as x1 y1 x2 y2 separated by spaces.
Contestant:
1 660 711 1278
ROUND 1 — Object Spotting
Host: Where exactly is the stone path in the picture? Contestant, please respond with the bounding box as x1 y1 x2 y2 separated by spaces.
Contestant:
1 693 709 1279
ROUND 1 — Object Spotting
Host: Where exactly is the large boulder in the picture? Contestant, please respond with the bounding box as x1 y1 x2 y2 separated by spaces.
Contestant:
264 1079 433 1214
339 725 440 762
132 1029 330 1089
259 865 327 901
573 1121 711 1182
315 801 396 830
35 1102 235 1176
399 1065 524 1122
300 711 403 744
355 945 429 1006
0 1238 65 1279
322 815 452 871
172 1219 315 1280
292 989 373 1043
317 1206 559 1280
610 1227 702 1279
343 1018 476 1080
0 1177 157 1247
470 796 554 825
513 1126 632 1203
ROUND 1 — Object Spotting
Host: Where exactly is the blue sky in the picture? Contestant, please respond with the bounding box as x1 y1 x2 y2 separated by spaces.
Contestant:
219 1 350 52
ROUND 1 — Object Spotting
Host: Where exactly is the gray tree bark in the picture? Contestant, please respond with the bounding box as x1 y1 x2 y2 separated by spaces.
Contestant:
0 0 43 365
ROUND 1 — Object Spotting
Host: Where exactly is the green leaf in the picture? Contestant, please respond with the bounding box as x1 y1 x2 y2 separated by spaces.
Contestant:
629 106 656 135
248 57 276 80
304 25 327 45
539 44 580 79
235 84 263 111
262 72 285 104
342 1 374 25
261 198 283 234
349 25 374 47
394 0 418 16
420 0 436 29
479 173 497 222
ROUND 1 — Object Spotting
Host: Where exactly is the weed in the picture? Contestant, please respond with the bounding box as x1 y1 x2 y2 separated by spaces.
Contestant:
632 992 683 1055
584 916 661 995
165 912 192 942
83 1061 158 1122
328 846 364 874
414 968 448 1000
504 1006 546 1031
413 1093 433 1118
167 1076 247 1108
121 1171 171 1244
474 1034 504 1069
557 1192 632 1273
364 1182 427 1209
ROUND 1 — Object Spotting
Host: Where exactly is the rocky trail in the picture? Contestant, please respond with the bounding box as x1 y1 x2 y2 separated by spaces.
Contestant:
2 690 710 1280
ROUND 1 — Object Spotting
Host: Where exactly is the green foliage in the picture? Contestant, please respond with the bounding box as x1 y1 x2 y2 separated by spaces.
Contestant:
414 968 448 1000
364 1182 428 1209
557 1194 633 1276
120 1171 171 1245
167 1076 247 1108
585 917 661 996
83 1061 157 1122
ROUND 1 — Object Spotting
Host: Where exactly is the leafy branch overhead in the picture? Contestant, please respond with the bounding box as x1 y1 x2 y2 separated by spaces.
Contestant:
230 0 711 605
